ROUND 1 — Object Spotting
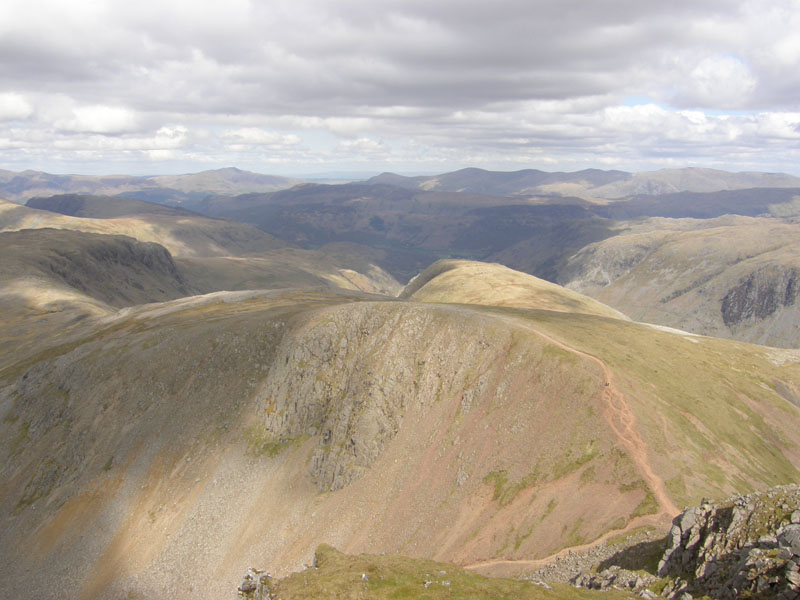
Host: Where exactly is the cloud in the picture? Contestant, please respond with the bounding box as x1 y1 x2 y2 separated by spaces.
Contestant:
0 93 33 121
338 137 387 156
672 55 757 109
0 0 799 175
54 105 140 134
223 128 301 146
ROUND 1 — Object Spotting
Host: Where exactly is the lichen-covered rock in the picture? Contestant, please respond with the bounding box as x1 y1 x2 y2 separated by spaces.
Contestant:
572 565 656 592
658 485 800 599
255 302 529 491
238 568 273 600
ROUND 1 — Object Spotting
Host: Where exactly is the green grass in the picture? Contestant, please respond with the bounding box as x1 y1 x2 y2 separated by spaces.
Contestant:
620 480 659 519
486 307 800 502
550 441 599 481
483 468 541 507
541 498 557 522
8 420 30 457
244 426 308 458
268 545 631 599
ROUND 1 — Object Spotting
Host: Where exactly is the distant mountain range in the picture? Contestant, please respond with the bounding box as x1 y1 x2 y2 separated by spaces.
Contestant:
0 166 301 204
368 166 800 198
4 165 800 206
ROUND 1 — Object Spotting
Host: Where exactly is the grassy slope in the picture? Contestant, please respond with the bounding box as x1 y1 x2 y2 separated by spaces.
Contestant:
500 307 800 508
402 259 628 319
0 272 799 598
0 198 281 258
560 216 800 347
0 199 401 296
267 544 629 599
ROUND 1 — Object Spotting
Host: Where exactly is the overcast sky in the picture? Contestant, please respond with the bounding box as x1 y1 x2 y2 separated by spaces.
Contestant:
1 0 799 176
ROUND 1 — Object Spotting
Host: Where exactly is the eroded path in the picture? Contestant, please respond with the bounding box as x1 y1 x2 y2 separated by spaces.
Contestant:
506 314 678 518
465 313 680 572
465 512 663 572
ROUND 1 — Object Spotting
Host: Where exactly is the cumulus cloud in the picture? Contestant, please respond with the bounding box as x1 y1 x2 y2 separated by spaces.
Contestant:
0 0 799 174
55 105 140 134
0 93 33 121
338 137 388 156
673 55 757 109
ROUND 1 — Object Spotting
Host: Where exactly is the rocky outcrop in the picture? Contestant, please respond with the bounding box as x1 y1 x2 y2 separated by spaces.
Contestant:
255 302 527 492
721 266 800 326
657 485 800 599
573 565 657 594
237 568 273 600
567 486 800 599
1 228 194 307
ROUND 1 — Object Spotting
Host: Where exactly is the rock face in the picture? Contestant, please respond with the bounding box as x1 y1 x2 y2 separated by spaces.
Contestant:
559 218 800 348
237 568 273 600
721 266 800 327
657 485 800 599
256 301 576 492
0 228 194 307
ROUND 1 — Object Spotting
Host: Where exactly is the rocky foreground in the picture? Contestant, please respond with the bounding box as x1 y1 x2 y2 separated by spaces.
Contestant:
570 484 800 599
239 485 800 599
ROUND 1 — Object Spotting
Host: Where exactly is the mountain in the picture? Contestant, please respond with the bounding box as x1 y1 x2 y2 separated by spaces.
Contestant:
368 167 800 199
597 186 800 219
0 228 195 370
190 182 608 282
0 197 401 297
27 193 199 219
3 167 800 600
236 480 800 600
1 266 799 599
187 180 800 290
128 177 800 345
401 259 628 320
1 196 284 258
369 167 631 197
559 215 800 348
0 167 300 204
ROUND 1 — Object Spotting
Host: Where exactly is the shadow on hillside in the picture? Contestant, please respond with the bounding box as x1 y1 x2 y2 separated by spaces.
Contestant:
597 536 668 574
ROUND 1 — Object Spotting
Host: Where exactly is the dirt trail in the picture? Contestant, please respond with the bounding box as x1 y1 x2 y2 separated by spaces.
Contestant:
463 313 680 572
508 315 678 518
465 512 662 572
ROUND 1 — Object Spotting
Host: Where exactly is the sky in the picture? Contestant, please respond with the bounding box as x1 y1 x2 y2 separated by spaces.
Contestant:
1 0 800 176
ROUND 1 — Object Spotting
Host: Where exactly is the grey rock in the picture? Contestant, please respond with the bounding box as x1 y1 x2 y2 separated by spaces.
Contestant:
780 524 800 555
655 485 800 599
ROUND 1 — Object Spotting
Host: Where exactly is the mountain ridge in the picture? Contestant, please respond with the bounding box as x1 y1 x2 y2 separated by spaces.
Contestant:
0 167 301 204
368 167 800 199
2 277 799 599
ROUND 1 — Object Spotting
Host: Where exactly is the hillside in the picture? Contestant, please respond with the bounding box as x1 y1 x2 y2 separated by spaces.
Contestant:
560 216 800 348
401 259 628 320
190 183 607 282
1 197 283 258
0 198 401 297
27 193 200 219
1 271 799 599
0 228 194 369
241 544 628 599
263 484 800 600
